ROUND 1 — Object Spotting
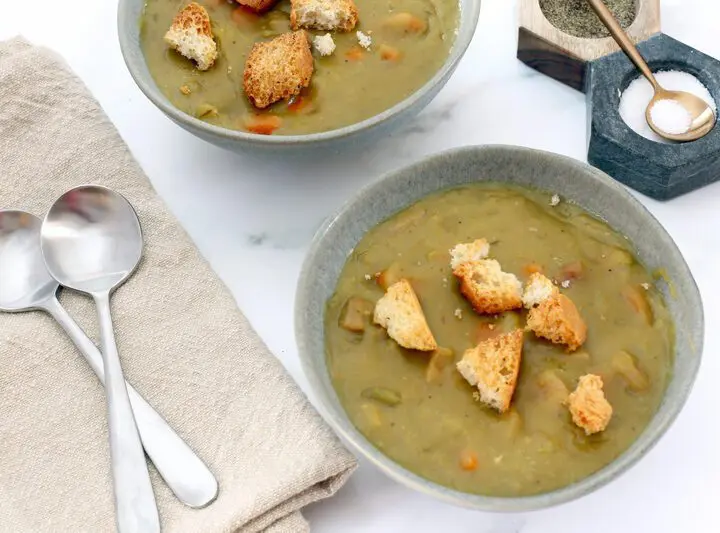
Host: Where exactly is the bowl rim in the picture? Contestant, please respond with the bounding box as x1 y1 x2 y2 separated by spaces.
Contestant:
117 0 482 146
295 144 704 512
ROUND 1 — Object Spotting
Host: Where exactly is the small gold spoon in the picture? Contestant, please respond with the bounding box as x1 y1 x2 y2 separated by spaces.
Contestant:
587 0 716 142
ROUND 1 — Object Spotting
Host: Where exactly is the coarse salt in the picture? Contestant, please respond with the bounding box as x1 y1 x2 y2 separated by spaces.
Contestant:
650 99 692 135
619 70 716 143
550 194 560 206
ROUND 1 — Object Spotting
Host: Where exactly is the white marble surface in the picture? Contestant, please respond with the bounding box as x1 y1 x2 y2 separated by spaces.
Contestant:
2 0 719 531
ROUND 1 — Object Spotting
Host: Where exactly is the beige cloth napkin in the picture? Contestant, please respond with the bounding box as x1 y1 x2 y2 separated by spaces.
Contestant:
0 37 356 533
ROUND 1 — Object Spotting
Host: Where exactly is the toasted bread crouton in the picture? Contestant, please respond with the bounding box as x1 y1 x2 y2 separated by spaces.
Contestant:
453 260 522 315
313 33 336 56
373 279 437 351
522 272 558 308
449 239 490 270
290 0 359 32
526 293 587 351
164 2 218 71
567 374 612 435
244 31 314 109
456 330 524 413
236 0 279 13
356 30 372 50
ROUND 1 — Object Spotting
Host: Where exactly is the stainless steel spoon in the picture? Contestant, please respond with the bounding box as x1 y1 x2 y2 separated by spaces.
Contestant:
587 0 716 142
0 209 218 508
40 186 158 533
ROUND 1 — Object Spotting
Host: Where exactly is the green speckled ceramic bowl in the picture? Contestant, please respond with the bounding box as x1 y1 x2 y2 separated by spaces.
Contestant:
295 145 703 511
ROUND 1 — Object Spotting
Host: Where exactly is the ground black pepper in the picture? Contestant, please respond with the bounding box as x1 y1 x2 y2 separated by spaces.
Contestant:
539 0 637 39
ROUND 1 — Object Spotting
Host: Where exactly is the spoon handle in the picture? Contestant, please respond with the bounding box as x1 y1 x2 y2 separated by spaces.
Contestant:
586 0 659 90
43 297 218 508
93 291 160 533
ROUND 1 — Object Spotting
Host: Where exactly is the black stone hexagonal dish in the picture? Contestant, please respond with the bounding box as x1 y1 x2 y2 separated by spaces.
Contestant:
587 33 720 200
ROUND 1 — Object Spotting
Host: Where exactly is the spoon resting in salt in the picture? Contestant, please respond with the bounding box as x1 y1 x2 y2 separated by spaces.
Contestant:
587 0 716 142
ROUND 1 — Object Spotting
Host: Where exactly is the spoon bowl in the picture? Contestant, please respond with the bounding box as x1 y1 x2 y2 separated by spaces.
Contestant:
647 89 717 142
41 186 143 294
0 210 58 311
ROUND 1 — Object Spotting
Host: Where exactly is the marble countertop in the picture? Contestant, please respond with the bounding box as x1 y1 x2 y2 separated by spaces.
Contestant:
2 0 718 531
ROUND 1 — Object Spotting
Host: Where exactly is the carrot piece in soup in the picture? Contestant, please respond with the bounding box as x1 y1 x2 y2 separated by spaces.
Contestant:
459 450 478 471
523 262 544 276
288 95 307 112
244 114 282 135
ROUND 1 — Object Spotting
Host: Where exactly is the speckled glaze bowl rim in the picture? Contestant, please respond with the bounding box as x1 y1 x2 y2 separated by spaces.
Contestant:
295 144 704 512
117 0 481 146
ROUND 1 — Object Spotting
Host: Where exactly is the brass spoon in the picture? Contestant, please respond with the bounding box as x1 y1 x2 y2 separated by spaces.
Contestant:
587 0 716 142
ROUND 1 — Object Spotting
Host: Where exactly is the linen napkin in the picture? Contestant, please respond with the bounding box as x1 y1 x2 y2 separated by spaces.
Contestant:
0 37 356 533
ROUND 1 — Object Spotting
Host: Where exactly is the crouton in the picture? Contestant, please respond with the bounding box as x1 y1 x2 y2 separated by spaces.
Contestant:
449 239 490 270
526 293 587 351
235 0 278 13
313 33 336 56
567 374 612 435
244 31 314 109
522 272 558 308
456 330 524 413
373 279 437 351
453 260 523 315
290 0 359 32
164 2 218 71
356 30 372 50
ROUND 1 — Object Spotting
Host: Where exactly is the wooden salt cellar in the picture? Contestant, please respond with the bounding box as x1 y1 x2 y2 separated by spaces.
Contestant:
517 0 661 92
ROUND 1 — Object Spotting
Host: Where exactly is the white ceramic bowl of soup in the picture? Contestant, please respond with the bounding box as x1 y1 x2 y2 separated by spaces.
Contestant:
118 0 481 154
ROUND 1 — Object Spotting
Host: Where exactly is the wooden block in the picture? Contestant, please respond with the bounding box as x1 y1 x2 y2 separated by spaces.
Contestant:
517 0 660 92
